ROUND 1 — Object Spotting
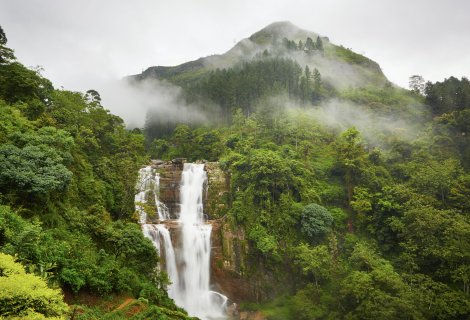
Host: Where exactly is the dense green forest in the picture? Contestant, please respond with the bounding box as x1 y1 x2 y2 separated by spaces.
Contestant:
0 26 195 319
1 19 470 320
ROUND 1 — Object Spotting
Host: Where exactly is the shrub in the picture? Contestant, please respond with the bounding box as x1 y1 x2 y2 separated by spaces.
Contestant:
301 204 333 240
0 253 68 319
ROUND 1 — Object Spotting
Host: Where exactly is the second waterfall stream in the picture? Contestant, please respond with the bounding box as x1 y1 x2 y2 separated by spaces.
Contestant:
136 163 228 320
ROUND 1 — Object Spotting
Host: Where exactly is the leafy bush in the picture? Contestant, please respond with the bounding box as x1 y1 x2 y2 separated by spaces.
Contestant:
0 253 68 319
300 204 333 240
248 225 279 258
0 144 72 194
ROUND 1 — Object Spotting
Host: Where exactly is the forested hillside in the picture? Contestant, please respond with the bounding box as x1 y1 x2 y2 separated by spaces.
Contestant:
0 26 195 319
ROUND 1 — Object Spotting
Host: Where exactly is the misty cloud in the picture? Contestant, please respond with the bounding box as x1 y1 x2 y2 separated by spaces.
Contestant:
312 99 425 145
264 94 426 148
99 78 210 128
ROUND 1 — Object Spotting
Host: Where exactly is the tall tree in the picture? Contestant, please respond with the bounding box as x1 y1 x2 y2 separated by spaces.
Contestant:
334 128 367 205
313 68 322 102
0 25 15 64
315 36 324 51
409 75 425 95
305 37 315 52
0 25 7 45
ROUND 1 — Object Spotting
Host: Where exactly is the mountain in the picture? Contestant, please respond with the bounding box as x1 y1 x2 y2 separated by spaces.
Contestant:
128 21 387 90
124 22 420 142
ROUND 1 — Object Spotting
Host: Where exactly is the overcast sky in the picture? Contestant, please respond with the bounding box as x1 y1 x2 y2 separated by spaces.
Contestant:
1 0 469 93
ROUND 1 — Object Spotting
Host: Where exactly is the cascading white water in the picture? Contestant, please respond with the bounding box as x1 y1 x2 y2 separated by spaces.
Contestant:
142 224 179 297
135 166 170 222
154 173 171 221
136 164 227 320
135 166 155 224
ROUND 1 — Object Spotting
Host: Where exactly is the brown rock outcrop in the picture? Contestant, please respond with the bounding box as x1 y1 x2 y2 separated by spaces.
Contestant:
150 160 184 220
210 219 255 302
205 161 230 219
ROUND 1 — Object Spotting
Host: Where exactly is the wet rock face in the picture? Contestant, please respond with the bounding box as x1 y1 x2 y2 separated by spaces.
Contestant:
211 219 281 305
210 219 255 302
151 160 229 220
150 160 184 220
205 162 230 220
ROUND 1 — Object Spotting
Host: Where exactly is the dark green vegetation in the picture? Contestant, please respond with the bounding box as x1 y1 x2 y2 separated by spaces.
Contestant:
0 27 194 319
142 22 470 319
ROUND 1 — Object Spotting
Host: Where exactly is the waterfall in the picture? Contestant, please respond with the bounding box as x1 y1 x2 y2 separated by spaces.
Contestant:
137 163 227 320
135 166 154 224
134 166 170 222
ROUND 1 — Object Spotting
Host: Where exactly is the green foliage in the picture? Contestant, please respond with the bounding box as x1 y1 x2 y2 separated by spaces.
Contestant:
148 125 223 161
392 204 470 284
174 79 469 317
72 300 196 320
294 244 333 285
425 77 470 169
340 242 420 319
248 225 279 258
233 149 297 203
315 36 323 51
425 76 470 115
193 57 304 118
334 127 368 203
300 204 333 240
409 75 425 95
0 25 15 64
0 144 72 194
0 252 68 319
340 85 419 112
405 157 461 203
0 25 7 46
0 205 166 302
403 273 470 319
206 73 470 318
0 62 53 106
290 284 328 320
331 45 377 67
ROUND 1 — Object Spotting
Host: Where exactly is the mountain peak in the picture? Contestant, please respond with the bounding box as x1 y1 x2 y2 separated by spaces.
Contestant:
249 21 319 45
261 21 299 32
130 21 385 90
